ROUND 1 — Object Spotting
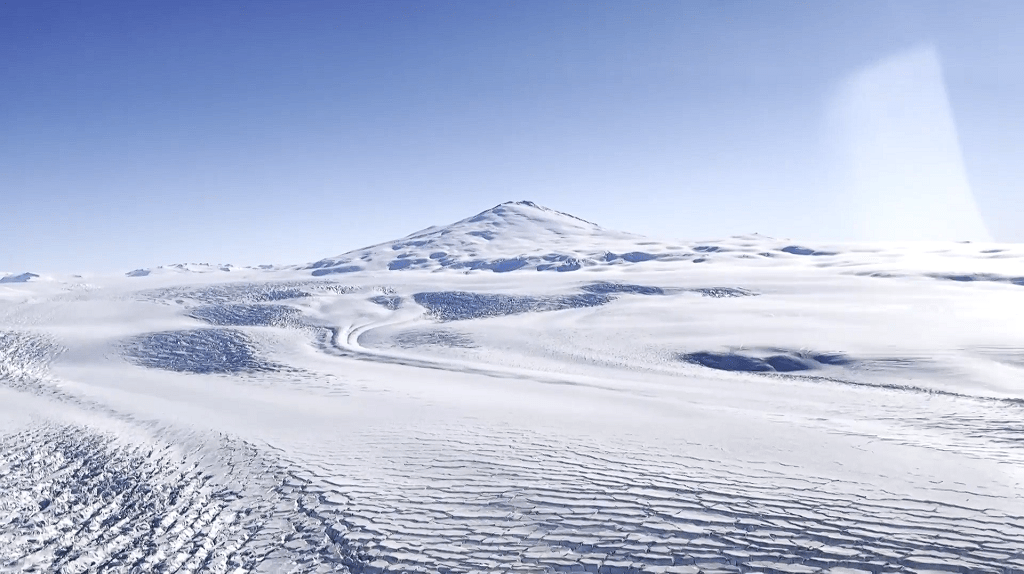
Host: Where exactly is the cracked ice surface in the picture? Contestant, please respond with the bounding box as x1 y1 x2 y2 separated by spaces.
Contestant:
0 425 359 573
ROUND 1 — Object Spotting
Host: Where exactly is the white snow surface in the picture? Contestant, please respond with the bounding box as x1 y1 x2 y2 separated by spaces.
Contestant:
2 201 1024 573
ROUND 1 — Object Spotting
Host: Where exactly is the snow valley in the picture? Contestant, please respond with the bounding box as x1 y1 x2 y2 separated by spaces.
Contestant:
2 201 1023 573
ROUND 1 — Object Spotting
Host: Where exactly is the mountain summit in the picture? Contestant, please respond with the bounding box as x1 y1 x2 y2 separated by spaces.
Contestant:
392 200 631 249
305 201 686 275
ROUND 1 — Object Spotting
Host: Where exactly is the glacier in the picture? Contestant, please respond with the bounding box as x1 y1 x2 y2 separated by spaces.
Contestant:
1 201 1023 573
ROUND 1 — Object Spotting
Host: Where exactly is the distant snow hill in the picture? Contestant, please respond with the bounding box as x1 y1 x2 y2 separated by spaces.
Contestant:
0 272 39 284
304 200 695 276
126 263 281 278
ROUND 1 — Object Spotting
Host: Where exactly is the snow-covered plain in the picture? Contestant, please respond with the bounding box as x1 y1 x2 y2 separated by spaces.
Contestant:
2 201 1023 573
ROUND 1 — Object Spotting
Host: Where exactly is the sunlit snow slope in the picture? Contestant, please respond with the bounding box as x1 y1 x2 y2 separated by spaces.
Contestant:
2 201 1024 573
306 200 670 273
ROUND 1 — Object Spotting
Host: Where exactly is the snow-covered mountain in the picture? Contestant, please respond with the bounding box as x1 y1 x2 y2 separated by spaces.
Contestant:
305 200 688 274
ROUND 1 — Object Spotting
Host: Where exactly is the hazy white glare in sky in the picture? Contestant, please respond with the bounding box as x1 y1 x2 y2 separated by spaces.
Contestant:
828 46 991 241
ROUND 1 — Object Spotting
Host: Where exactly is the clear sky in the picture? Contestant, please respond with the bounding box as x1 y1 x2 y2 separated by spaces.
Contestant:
2 0 1022 273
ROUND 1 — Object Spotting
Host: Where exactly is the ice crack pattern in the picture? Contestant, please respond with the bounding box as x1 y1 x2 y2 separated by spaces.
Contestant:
2 422 1023 573
281 426 1024 574
0 426 361 574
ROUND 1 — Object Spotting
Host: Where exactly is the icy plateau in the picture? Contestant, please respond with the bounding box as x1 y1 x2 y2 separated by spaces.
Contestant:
2 201 1023 573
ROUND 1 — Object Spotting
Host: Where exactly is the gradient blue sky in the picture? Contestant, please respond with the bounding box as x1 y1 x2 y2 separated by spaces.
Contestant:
2 1 1022 273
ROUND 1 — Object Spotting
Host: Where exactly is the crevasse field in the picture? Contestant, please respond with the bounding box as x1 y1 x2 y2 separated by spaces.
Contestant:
2 202 1023 574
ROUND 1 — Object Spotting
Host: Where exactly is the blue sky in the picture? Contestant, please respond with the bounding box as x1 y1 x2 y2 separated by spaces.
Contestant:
2 1 1022 273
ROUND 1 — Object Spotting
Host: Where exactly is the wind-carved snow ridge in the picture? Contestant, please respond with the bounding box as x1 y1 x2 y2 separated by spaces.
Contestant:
123 329 286 374
137 281 353 305
393 329 477 349
368 295 403 310
0 427 364 573
0 331 65 394
928 272 1024 286
413 291 613 321
681 351 852 373
188 304 304 327
581 282 666 295
410 285 755 322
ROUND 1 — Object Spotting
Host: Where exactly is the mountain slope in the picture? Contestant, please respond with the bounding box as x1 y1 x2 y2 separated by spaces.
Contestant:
305 200 688 275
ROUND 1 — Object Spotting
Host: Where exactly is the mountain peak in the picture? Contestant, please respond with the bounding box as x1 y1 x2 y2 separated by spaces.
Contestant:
306 201 676 275
430 201 602 240
502 200 539 207
479 200 600 228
